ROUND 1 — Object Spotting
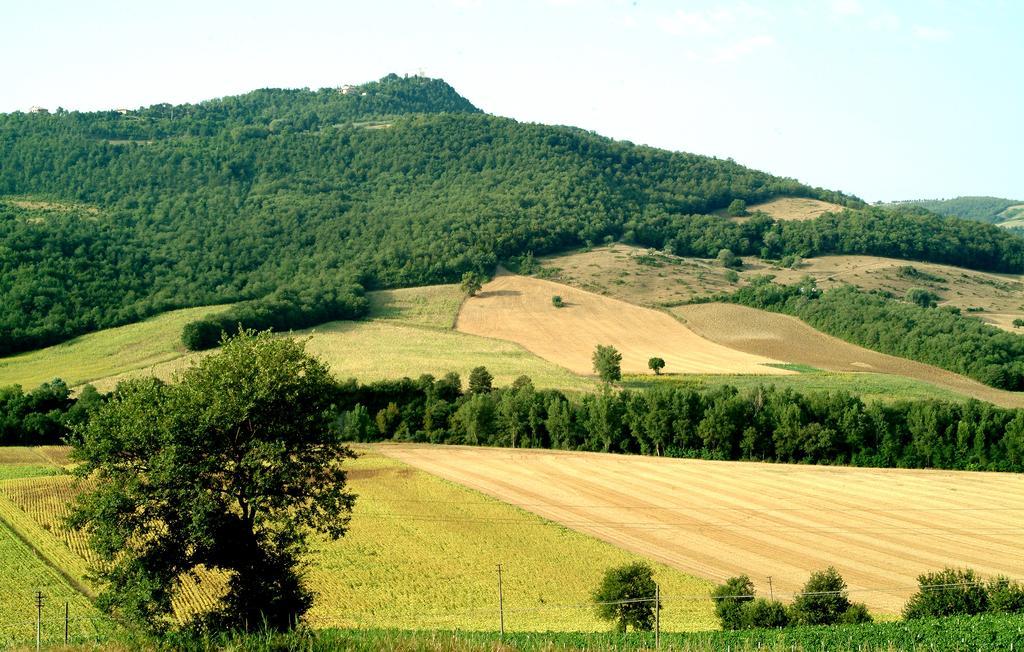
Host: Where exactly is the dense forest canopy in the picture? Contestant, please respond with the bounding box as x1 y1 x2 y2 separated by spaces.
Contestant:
2 73 1021 355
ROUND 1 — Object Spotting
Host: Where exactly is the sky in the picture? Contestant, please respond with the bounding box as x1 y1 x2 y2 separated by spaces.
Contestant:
3 0 1022 203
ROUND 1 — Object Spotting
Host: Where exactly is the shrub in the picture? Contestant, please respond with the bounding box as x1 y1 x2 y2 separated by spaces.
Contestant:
741 598 790 629
717 248 742 269
727 199 748 217
906 287 940 308
790 567 855 626
712 576 755 630
903 568 988 619
552 295 564 308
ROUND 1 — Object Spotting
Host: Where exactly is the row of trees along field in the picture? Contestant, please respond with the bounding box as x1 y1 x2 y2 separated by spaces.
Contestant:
5 75 1024 356
721 276 1024 390
8 369 1024 471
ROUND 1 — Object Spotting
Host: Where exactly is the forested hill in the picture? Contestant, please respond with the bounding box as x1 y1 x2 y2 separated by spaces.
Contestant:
887 196 1024 224
1 74 1022 355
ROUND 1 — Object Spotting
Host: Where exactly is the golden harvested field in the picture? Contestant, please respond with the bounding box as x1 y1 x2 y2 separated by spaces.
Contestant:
456 273 790 377
673 303 1024 408
737 197 845 221
383 444 1024 615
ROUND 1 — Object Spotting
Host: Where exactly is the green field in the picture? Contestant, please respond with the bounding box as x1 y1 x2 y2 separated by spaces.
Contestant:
0 304 228 390
624 367 971 404
0 447 716 638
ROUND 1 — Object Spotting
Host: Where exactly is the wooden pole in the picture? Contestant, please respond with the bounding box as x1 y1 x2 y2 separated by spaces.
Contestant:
497 564 505 638
35 591 43 652
655 583 660 650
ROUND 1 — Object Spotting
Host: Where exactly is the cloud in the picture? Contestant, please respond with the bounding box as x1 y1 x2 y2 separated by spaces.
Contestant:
658 3 769 37
912 25 951 41
830 0 863 16
450 0 482 8
711 34 776 63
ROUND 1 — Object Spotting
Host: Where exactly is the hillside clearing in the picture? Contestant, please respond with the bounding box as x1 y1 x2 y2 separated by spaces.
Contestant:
383 444 1024 615
738 197 845 221
456 273 790 377
673 303 1024 408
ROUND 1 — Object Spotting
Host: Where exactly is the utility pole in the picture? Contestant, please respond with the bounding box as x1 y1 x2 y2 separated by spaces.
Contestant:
35 591 44 652
64 601 69 645
497 564 504 639
655 582 661 650
767 576 774 601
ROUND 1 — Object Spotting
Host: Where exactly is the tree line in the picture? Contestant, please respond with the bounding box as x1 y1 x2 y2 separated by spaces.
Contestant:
722 276 1024 390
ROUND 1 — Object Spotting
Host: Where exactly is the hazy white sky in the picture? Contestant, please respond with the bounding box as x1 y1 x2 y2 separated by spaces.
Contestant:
3 0 1021 202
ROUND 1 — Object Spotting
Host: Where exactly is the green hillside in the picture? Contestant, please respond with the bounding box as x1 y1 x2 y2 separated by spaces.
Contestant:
4 74 1024 357
888 196 1023 223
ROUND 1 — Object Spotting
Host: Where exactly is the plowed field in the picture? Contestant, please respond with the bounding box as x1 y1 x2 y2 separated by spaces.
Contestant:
383 444 1024 614
456 274 790 377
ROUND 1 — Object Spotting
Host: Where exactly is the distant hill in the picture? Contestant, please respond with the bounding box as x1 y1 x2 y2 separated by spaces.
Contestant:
3 73 1023 356
886 196 1024 224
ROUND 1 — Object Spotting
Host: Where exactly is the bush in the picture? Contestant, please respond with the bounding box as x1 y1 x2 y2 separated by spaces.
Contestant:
724 269 740 283
790 567 855 626
986 577 1024 614
552 295 564 308
838 602 872 624
741 598 789 629
727 199 749 217
712 576 755 630
906 287 940 308
903 568 988 619
717 248 742 269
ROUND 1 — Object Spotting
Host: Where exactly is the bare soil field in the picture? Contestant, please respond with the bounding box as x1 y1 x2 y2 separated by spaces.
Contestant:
674 303 1024 408
456 273 791 377
738 197 845 221
383 443 1024 615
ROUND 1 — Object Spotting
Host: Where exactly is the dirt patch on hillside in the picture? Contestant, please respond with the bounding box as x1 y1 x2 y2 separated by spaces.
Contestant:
456 273 791 377
383 443 1024 615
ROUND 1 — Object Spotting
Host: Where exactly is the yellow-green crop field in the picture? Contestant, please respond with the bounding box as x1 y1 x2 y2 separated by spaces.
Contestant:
0 447 717 635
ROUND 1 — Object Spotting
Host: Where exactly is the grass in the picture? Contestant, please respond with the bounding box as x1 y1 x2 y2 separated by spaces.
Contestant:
0 465 62 481
367 284 464 329
0 304 229 390
623 369 970 403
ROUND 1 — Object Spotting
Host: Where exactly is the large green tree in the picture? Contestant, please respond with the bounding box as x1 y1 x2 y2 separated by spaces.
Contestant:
592 345 622 383
68 330 356 631
593 562 660 632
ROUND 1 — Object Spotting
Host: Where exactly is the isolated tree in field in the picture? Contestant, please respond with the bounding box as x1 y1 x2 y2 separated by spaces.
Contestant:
460 271 483 297
727 198 748 217
593 562 660 632
68 330 356 632
647 357 665 375
716 248 742 269
790 567 870 625
468 365 493 394
551 295 564 307
593 345 622 383
712 575 755 630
